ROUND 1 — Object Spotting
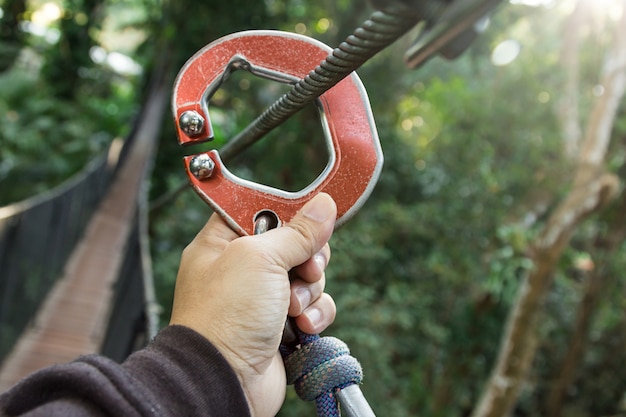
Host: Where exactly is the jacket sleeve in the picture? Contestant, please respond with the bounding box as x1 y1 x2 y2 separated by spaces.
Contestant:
0 325 251 417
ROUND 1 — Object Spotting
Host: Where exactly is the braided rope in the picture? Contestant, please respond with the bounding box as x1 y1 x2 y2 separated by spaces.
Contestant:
282 332 363 417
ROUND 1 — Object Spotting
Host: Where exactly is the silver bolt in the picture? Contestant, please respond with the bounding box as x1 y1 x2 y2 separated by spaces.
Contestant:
179 110 205 137
189 154 215 180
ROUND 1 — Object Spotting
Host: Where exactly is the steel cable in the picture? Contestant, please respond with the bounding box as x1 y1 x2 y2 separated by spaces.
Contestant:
219 3 449 161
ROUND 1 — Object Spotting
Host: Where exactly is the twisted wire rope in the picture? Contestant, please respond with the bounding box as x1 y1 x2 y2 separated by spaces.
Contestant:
219 7 432 161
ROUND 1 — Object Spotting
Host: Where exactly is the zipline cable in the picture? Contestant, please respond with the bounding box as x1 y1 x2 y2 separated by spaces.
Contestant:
154 0 502 214
219 1 449 161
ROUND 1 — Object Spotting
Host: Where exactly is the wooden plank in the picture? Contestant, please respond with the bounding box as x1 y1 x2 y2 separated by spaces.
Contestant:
0 84 167 391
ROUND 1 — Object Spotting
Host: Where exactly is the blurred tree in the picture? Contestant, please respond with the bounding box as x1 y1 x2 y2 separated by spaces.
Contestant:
0 0 25 70
5 0 625 415
0 0 147 204
41 0 105 99
471 1 626 416
545 191 626 417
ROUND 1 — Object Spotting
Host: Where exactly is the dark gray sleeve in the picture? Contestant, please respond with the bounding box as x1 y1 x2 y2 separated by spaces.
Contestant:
0 325 251 417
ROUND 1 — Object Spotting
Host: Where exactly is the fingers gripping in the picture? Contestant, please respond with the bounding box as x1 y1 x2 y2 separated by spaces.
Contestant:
259 194 337 271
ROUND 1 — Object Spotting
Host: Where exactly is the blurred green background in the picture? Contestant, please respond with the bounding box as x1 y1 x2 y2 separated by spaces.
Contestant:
1 0 625 415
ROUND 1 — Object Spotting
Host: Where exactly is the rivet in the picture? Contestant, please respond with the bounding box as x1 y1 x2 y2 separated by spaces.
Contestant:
189 154 215 180
179 110 205 137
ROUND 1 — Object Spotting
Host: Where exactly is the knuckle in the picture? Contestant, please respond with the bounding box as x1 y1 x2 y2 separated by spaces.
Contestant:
285 221 317 257
227 235 281 268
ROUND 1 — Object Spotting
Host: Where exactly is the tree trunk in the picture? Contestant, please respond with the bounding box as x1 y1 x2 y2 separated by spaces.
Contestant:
42 0 105 99
470 176 618 417
556 0 587 159
431 361 454 415
545 192 626 417
0 0 25 43
470 5 626 417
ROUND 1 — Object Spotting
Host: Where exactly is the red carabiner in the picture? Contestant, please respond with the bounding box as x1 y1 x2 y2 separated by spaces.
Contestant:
172 30 383 236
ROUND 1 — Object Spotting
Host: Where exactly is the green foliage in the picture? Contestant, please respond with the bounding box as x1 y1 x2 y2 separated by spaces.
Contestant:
291 51 566 414
5 0 625 416
0 0 145 204
0 0 26 70
0 64 137 204
147 1 626 416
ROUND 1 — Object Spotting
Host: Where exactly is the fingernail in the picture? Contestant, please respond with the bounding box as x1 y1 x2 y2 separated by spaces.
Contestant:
314 253 327 272
304 306 323 327
302 194 332 223
295 286 312 311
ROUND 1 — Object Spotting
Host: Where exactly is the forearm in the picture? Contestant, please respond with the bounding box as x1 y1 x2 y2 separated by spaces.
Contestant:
0 326 251 417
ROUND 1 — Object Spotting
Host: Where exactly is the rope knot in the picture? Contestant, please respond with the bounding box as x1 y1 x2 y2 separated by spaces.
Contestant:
284 336 363 402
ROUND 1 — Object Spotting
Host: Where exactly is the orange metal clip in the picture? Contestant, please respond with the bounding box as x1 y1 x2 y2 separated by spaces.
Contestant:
172 30 383 236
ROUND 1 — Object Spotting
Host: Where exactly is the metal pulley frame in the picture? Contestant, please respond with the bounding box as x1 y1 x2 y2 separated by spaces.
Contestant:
172 30 382 416
173 31 383 236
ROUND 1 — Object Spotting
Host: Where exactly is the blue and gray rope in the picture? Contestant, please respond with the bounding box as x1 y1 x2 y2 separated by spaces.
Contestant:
281 330 363 417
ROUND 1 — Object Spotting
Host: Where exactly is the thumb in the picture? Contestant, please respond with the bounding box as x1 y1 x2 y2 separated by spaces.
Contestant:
259 193 337 270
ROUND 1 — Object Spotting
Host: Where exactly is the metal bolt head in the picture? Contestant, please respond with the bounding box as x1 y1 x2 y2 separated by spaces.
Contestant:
189 154 215 180
179 110 205 137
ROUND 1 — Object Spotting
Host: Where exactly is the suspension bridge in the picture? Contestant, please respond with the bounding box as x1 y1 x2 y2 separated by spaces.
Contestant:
0 76 167 391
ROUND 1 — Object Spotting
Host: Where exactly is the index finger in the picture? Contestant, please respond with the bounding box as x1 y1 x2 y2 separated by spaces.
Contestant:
292 244 331 284
191 212 240 249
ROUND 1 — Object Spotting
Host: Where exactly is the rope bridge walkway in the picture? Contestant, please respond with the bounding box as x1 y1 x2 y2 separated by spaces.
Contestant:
0 81 166 391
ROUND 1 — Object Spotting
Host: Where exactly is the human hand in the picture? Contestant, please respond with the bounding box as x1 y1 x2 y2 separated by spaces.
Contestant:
169 193 338 417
